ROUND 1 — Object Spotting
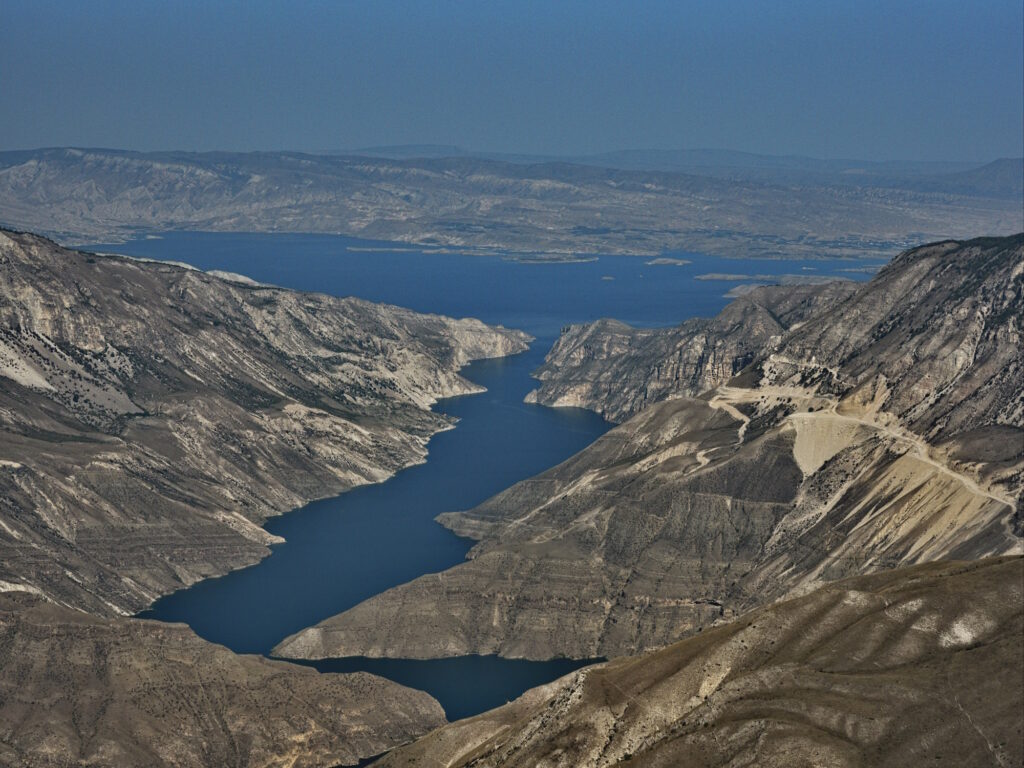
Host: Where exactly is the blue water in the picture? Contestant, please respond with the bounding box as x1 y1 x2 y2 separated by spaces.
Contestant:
95 232 873 721
93 231 876 338
298 656 599 723
138 347 607 656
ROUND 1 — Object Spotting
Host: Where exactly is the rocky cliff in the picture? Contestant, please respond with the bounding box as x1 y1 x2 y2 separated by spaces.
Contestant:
1 148 1020 259
0 592 445 767
0 228 528 616
374 557 1023 768
275 235 1023 662
526 282 856 422
755 235 1024 443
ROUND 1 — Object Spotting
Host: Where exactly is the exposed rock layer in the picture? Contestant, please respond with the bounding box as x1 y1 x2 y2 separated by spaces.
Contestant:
276 236 1023 662
526 282 856 422
0 592 445 768
374 557 1024 768
0 228 528 615
756 235 1024 443
1 148 1020 259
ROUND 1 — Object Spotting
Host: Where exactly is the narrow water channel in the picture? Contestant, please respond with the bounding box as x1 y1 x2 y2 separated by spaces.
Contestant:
140 342 609 718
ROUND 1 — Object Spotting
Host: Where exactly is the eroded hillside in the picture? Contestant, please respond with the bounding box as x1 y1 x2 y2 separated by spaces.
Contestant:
0 592 446 768
375 557 1024 768
0 229 528 615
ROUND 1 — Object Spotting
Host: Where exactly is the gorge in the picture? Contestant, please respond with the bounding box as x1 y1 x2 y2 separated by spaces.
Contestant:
1 228 1020 767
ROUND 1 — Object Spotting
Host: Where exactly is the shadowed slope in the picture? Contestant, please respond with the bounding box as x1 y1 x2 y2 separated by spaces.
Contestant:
0 593 446 768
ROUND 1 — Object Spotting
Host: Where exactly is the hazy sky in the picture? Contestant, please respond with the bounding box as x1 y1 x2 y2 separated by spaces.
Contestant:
2 0 1022 161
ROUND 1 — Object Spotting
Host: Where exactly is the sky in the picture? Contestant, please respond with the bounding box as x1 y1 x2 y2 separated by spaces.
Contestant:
2 0 1022 162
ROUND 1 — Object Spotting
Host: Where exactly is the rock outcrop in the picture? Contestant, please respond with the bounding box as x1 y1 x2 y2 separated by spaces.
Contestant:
374 557 1023 768
755 235 1024 443
526 282 856 422
0 592 445 768
0 228 529 615
275 236 1023 662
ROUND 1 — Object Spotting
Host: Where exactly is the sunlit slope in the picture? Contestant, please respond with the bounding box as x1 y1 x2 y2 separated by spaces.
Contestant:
0 228 528 615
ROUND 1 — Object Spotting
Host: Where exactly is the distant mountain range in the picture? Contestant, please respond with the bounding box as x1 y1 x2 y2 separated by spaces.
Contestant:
342 145 1023 199
0 147 1019 259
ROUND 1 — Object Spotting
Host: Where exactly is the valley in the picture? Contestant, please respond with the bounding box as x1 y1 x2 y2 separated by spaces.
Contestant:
3 4 1021 765
0 229 536 765
276 236 1023 663
0 229 529 616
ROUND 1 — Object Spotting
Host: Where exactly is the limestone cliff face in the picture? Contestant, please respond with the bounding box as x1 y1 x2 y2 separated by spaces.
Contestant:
375 558 1023 768
755 235 1024 444
525 282 856 422
0 593 445 768
275 235 1023 662
0 229 529 615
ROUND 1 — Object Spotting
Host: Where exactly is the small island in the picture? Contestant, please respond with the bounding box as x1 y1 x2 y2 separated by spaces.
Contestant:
644 257 692 266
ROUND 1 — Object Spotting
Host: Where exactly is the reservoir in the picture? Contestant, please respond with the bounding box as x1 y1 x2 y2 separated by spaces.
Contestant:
140 343 608 720
94 232 873 721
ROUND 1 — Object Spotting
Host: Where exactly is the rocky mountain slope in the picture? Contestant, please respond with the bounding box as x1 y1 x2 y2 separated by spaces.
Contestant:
275 235 1023 662
1 148 1020 259
374 557 1023 768
754 235 1024 443
0 228 528 616
0 592 445 768
526 282 856 422
528 234 1024 433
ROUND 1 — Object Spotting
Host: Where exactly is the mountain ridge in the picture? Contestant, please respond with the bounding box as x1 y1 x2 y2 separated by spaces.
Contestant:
1 147 1019 260
525 281 858 422
373 556 1024 768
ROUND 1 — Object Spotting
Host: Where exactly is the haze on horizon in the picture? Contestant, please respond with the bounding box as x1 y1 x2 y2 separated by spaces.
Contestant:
1 0 1022 163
